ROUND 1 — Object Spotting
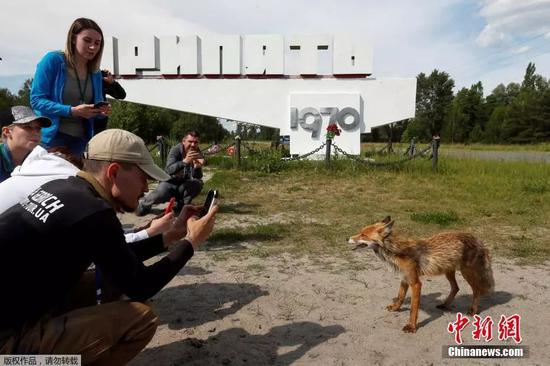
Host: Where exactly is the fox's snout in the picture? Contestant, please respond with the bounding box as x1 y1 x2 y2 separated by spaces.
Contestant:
347 233 363 243
347 235 375 251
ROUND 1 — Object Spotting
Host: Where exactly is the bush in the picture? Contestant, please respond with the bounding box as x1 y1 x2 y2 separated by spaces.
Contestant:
245 149 286 173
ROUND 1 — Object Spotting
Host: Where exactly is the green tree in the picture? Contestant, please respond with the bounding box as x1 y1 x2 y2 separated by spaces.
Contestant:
403 70 455 141
505 82 521 99
500 63 550 143
374 120 408 143
521 62 537 91
108 100 148 136
169 114 228 143
442 99 465 143
257 126 278 141
0 79 32 110
108 100 228 143
442 82 485 143
483 105 507 143
16 79 32 106
465 82 486 141
0 88 17 110
485 83 508 120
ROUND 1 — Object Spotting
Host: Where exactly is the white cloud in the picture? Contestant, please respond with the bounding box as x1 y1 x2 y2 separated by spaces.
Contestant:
0 0 464 77
0 0 211 75
477 25 507 47
476 0 550 47
512 46 531 54
0 0 547 96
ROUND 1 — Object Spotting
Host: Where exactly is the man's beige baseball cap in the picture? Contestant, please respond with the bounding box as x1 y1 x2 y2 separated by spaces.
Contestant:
85 129 170 181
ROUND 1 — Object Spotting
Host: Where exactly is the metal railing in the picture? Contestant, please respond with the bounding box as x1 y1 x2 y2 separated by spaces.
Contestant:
208 136 441 171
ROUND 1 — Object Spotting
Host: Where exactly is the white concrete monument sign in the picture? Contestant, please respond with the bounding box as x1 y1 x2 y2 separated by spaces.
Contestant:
290 93 362 155
102 34 416 156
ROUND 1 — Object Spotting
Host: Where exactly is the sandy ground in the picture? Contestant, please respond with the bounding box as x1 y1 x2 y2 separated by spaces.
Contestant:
119 197 549 366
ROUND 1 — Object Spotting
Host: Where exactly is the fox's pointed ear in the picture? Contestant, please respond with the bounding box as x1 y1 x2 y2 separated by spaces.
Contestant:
382 216 392 224
380 220 394 238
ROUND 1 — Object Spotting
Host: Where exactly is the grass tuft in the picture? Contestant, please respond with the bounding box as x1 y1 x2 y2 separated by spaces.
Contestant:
410 211 460 226
521 181 548 194
207 224 288 248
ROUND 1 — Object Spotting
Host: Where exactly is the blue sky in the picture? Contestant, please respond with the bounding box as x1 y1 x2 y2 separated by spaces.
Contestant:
1 0 549 95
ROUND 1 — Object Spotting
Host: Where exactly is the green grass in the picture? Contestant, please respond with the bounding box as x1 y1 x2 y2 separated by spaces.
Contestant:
410 211 460 226
521 180 548 194
249 247 271 259
363 142 550 152
507 235 550 264
443 143 550 152
150 138 549 264
205 223 289 248
202 152 549 264
202 169 244 193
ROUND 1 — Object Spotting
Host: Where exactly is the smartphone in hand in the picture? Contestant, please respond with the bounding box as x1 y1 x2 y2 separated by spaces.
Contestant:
94 101 109 108
199 189 218 217
164 197 176 214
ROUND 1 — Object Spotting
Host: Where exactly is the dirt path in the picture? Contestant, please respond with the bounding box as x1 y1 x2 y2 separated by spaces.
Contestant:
120 203 549 365
125 253 548 366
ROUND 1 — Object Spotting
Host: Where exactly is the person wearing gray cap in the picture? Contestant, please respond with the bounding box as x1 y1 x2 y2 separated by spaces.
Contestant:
0 129 218 365
0 106 52 183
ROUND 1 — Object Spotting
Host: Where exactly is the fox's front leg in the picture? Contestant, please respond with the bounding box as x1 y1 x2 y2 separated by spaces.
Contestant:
386 280 409 311
403 279 422 333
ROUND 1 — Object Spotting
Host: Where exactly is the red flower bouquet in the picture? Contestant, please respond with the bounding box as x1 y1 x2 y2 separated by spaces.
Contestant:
325 123 342 140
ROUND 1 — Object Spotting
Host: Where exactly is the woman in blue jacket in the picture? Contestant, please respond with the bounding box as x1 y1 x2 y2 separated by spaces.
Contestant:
31 18 111 156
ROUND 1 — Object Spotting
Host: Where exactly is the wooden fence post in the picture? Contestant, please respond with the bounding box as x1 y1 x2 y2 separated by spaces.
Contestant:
235 136 241 168
408 137 416 158
325 139 332 166
431 135 440 170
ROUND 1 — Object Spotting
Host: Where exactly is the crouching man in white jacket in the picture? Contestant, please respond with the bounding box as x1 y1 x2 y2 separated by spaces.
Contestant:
0 145 173 242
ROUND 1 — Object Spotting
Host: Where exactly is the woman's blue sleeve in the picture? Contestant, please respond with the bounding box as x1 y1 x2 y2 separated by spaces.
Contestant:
30 53 72 117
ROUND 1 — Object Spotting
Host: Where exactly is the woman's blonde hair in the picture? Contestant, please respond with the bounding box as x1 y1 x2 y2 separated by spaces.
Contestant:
64 18 104 73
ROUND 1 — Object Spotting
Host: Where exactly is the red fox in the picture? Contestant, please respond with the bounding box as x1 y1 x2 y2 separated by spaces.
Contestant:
347 216 495 333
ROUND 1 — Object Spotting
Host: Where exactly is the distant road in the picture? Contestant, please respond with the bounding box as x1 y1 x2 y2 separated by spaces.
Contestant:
441 149 550 163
